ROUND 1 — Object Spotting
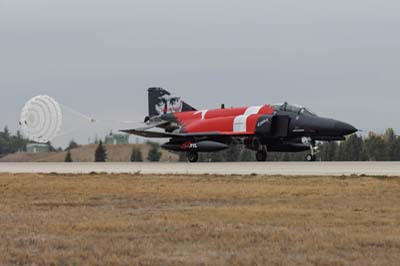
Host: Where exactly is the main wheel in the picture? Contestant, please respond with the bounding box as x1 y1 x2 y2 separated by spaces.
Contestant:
187 151 199 163
306 154 316 162
256 150 267 162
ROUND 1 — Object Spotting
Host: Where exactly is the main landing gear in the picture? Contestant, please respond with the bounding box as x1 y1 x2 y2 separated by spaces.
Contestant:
187 151 199 163
256 148 267 162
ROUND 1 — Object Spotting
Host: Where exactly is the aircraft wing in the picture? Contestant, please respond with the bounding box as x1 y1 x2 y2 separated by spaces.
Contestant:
120 129 177 138
120 128 253 139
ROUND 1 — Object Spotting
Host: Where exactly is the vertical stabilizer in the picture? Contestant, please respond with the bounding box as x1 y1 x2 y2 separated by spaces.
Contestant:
148 87 197 117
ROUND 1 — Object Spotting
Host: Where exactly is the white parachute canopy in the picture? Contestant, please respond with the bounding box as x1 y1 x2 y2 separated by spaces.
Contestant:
19 95 62 143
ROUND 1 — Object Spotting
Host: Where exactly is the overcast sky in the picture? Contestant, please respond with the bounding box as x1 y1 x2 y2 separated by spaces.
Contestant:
1 0 399 147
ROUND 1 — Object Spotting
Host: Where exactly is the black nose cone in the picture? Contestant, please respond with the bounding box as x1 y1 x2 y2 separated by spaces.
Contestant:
334 121 357 135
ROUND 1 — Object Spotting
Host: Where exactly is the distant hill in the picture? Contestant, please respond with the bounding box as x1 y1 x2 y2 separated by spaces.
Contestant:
0 144 179 162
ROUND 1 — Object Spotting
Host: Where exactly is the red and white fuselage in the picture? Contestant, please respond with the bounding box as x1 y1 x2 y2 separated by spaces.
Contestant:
171 105 276 134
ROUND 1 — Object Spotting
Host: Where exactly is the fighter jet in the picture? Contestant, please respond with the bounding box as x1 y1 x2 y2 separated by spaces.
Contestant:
121 88 357 162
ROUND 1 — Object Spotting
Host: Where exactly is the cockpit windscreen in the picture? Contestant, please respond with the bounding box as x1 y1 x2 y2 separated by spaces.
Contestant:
271 102 317 117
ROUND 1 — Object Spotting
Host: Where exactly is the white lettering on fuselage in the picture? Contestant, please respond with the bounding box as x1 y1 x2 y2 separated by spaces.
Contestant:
257 118 270 128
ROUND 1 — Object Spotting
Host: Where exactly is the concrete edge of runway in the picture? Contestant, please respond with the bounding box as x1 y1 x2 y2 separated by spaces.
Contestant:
1 162 400 176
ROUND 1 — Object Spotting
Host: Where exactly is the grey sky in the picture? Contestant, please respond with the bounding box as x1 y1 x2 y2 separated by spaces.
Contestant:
1 0 399 147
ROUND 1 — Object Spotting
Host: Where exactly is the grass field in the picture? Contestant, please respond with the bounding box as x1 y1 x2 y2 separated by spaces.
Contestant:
0 173 399 266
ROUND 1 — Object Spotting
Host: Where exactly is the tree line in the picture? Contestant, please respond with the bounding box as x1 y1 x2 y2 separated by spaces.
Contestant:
1 126 399 162
0 127 28 158
181 128 400 162
65 140 161 163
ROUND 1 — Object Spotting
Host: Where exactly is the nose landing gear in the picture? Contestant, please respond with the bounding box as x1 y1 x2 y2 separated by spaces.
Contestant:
305 141 318 162
306 153 316 162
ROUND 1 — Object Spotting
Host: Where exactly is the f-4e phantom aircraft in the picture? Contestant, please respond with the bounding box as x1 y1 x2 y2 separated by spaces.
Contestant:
121 88 357 162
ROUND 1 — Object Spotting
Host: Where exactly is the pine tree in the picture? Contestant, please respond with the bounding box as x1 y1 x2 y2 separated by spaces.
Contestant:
65 151 73 162
240 149 254 161
198 153 210 162
384 128 396 160
0 128 29 156
210 151 224 162
225 144 242 162
0 136 4 157
47 141 57 152
1 126 10 154
383 128 396 144
15 131 27 152
282 153 290 161
364 133 386 161
335 142 347 161
147 143 161 162
344 134 364 161
319 142 337 161
95 141 107 162
328 142 338 161
178 152 187 162
392 137 400 161
66 140 80 151
3 126 10 140
130 147 143 162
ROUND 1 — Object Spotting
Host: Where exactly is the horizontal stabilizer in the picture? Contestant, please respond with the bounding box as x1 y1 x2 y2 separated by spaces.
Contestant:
136 121 169 131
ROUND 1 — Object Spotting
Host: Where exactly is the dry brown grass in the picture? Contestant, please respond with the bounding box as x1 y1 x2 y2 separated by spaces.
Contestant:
0 144 178 162
0 173 399 266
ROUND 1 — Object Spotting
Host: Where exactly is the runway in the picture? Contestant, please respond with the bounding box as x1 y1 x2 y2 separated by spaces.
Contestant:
1 162 400 176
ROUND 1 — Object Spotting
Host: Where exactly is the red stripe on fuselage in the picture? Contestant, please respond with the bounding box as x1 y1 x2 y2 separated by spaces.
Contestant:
258 105 275 115
246 115 260 133
174 107 248 121
185 116 235 133
204 107 248 119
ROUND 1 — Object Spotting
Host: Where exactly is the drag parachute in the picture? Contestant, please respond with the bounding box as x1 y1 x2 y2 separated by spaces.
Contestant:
19 95 62 143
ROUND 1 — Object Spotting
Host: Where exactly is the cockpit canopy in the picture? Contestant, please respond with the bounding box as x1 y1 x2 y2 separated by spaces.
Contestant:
271 102 317 117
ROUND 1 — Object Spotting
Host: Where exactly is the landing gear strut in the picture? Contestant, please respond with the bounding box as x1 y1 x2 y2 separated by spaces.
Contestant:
256 149 267 162
187 151 199 163
305 141 317 162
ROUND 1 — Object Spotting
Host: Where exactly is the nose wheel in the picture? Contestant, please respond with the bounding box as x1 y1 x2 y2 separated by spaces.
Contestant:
305 141 318 162
187 151 199 163
306 154 316 162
